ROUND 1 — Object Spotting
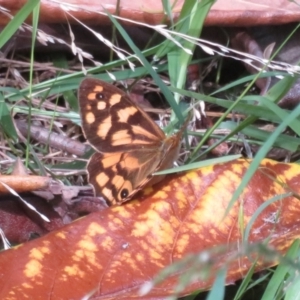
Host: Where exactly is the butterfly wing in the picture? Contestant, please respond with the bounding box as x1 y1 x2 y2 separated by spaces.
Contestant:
79 78 187 205
78 78 165 153
87 150 166 205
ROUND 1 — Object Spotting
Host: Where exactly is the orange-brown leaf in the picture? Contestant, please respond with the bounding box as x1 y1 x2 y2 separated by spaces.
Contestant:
0 158 300 299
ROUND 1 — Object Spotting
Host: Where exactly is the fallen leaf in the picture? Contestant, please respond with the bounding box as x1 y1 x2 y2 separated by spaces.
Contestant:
0 158 300 299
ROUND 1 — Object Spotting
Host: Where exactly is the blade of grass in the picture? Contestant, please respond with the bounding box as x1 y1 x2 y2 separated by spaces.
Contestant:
0 0 40 49
233 262 257 300
225 103 300 217
168 0 215 97
261 240 300 300
156 0 214 60
210 72 289 96
170 71 297 161
162 0 175 27
0 96 17 141
206 268 226 300
105 10 185 123
170 87 291 123
52 54 79 111
191 72 297 161
258 96 300 136
25 1 41 168
5 64 167 103
0 0 40 143
221 121 300 152
154 154 241 175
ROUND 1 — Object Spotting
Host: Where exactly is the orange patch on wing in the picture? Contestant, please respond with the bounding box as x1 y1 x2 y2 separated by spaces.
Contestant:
131 125 162 142
101 153 122 168
131 139 153 145
94 85 104 92
87 92 97 101
97 101 106 110
112 175 124 188
123 155 139 168
119 160 125 169
117 106 138 123
85 112 95 124
109 93 122 106
102 187 113 202
111 130 132 145
97 115 112 137
95 172 109 187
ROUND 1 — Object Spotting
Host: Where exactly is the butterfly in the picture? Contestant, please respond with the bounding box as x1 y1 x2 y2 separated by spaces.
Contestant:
78 78 187 206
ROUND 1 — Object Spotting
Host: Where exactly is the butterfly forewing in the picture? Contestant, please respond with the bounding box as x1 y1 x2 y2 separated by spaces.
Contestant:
79 78 165 153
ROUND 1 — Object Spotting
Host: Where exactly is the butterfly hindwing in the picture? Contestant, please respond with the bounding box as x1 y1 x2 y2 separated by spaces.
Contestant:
87 150 165 204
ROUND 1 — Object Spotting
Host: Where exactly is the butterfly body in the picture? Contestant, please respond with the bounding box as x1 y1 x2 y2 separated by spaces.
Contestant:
79 78 184 205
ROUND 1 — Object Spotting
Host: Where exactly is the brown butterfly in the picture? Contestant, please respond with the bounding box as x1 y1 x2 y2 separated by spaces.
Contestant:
78 78 186 206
